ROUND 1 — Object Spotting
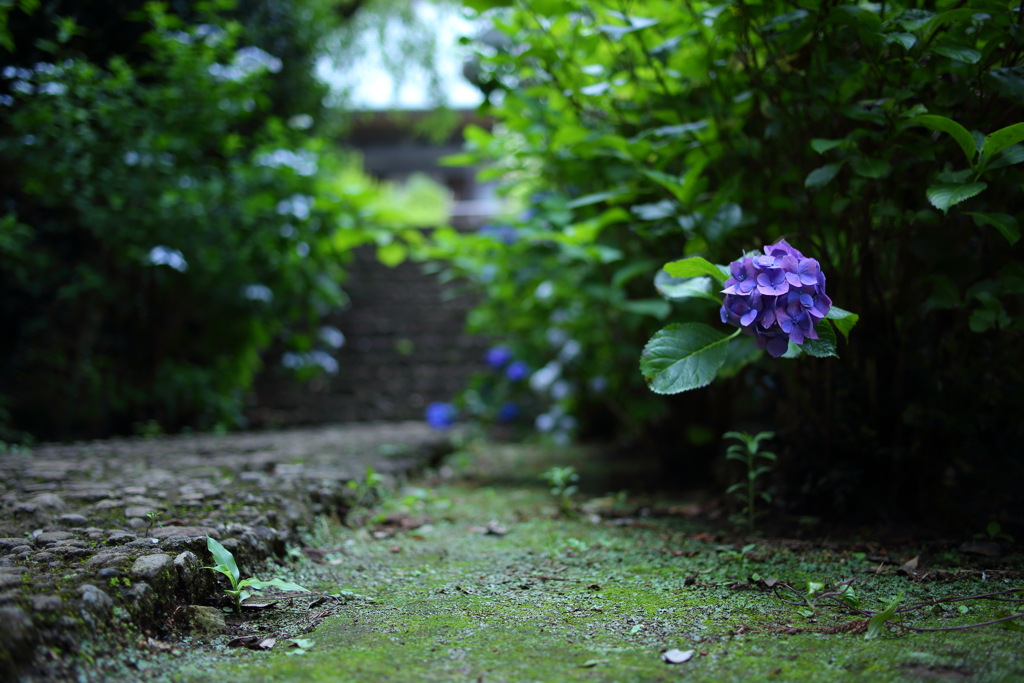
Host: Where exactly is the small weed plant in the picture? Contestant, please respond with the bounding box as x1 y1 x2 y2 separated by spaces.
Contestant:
205 536 309 612
976 521 1014 544
541 466 579 516
724 431 776 535
346 466 386 509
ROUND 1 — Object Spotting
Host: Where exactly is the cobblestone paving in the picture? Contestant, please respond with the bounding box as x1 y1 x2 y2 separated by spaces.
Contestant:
0 423 454 681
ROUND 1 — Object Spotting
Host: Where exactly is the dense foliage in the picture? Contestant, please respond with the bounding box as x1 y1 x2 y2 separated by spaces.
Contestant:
437 0 1024 519
0 0 436 439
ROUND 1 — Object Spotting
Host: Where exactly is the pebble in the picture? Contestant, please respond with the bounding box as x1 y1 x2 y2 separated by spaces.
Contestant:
78 584 113 616
56 514 90 527
30 594 64 612
25 493 67 512
0 574 22 590
105 532 137 545
85 552 131 569
34 531 75 546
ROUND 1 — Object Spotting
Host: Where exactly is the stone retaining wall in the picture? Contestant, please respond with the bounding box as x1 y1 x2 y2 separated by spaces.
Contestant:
248 245 488 427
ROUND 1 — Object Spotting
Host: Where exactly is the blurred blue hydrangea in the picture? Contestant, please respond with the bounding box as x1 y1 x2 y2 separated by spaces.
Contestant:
506 360 530 382
485 345 513 369
424 402 457 430
496 401 520 423
720 239 832 358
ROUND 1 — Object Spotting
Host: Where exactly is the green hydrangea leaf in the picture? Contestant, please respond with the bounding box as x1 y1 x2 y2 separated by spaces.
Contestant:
965 212 1021 245
663 256 727 283
805 163 843 188
803 319 838 358
640 323 731 394
926 182 987 213
825 306 859 340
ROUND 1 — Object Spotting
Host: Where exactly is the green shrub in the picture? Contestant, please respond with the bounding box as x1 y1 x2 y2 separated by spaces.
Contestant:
0 3 437 439
437 0 1024 518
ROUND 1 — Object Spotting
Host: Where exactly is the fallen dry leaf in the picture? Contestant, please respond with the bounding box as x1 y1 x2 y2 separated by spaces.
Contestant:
241 601 278 611
898 555 920 575
662 649 695 664
253 637 276 650
578 659 610 668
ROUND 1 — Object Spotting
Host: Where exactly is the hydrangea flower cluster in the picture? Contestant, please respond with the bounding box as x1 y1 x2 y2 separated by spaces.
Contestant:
720 239 831 358
425 402 457 430
485 345 530 382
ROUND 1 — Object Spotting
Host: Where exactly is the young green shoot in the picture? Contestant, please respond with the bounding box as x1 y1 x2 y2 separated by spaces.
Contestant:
724 430 776 535
204 536 310 612
540 466 579 516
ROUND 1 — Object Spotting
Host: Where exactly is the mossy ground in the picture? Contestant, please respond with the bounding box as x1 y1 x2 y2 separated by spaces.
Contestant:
156 442 1023 683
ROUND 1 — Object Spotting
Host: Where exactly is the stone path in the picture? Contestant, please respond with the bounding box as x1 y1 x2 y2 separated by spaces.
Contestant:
0 423 454 682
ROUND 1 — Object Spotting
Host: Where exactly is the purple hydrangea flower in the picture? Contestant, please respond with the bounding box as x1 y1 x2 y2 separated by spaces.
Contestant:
506 360 530 382
485 345 513 369
425 402 457 430
719 239 832 358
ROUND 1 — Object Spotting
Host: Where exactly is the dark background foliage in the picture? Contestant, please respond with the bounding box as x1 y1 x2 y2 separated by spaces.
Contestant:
0 0 376 439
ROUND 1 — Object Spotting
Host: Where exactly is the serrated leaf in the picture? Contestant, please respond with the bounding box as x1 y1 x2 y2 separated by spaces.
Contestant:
884 32 917 50
663 256 727 283
926 182 987 213
985 144 1024 171
897 8 934 30
566 190 629 209
851 157 891 179
206 536 239 585
802 319 838 358
905 115 977 165
965 212 1021 245
805 163 843 188
982 123 1024 162
640 323 731 394
810 138 844 154
825 306 859 341
929 46 982 64
598 17 659 40
654 271 719 302
866 591 903 640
